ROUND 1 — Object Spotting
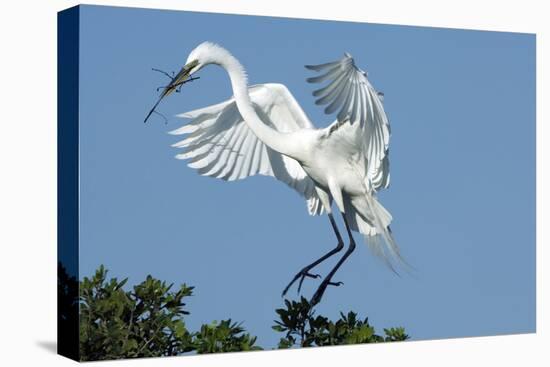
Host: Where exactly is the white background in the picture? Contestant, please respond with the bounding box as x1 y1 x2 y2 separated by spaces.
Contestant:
0 0 547 365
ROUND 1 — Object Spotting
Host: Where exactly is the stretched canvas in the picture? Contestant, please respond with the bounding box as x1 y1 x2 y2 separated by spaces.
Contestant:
58 4 536 361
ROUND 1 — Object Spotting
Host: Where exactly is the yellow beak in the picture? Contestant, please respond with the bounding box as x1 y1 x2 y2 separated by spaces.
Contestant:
161 59 198 98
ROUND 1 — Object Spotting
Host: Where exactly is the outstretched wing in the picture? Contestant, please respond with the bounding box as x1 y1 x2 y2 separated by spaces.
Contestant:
170 83 324 215
306 53 390 192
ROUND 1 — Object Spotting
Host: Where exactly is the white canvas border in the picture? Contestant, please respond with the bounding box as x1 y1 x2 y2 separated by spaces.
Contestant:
0 1 546 366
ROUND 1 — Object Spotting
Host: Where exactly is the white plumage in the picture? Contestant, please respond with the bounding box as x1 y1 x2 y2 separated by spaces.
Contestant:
306 53 391 193
159 42 404 304
170 84 324 215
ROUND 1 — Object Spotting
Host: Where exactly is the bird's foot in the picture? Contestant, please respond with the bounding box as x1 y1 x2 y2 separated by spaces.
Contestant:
310 279 344 306
298 271 322 294
281 269 321 297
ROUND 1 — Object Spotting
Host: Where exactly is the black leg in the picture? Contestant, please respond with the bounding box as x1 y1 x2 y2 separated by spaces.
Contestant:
281 214 344 297
310 212 356 306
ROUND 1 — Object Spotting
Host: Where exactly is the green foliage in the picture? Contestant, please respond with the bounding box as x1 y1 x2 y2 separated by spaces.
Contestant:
76 266 408 361
273 297 409 348
79 265 260 361
194 320 262 354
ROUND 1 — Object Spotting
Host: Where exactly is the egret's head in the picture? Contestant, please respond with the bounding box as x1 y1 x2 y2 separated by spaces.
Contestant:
159 42 227 95
144 42 228 123
158 43 226 97
182 42 226 76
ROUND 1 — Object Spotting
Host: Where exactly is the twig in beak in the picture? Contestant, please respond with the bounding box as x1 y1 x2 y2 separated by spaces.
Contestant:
151 68 175 80
143 67 200 124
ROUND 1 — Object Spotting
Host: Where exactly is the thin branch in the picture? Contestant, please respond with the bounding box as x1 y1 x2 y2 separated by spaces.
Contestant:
151 68 174 80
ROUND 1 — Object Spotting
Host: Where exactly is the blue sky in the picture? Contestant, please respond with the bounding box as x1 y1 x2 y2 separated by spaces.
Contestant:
78 5 535 348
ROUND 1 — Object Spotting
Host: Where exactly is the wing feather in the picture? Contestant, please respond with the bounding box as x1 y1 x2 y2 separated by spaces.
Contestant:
307 53 391 192
171 83 324 215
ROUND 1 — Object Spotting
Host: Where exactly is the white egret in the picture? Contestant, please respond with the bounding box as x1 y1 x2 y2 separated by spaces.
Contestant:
158 42 405 305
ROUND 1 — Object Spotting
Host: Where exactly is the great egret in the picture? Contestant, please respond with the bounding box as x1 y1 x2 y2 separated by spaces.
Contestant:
156 42 404 305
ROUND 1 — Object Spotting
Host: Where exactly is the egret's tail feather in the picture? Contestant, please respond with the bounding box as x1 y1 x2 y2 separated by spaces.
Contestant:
345 194 410 273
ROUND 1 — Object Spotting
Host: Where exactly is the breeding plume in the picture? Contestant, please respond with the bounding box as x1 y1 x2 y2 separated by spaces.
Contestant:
154 42 404 305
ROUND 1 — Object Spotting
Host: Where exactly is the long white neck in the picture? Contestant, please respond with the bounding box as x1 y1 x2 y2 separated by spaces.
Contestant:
212 51 300 159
